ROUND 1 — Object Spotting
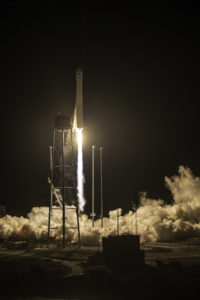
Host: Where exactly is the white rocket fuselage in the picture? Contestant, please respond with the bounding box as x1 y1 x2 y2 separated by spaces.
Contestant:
75 68 83 129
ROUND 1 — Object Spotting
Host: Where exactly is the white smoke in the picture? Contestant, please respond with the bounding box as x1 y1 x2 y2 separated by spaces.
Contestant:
1 166 200 245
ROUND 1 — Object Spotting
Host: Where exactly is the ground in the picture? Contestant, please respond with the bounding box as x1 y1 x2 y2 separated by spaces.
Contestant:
0 240 200 299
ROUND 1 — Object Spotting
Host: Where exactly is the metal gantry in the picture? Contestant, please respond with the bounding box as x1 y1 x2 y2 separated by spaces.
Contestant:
48 115 80 246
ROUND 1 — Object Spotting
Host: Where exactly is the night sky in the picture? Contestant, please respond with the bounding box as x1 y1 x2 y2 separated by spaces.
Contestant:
0 1 199 217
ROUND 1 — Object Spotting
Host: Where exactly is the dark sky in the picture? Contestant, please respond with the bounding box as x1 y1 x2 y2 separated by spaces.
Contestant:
0 1 199 216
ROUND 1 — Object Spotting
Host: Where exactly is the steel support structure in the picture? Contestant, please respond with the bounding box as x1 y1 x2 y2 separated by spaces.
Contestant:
48 127 80 246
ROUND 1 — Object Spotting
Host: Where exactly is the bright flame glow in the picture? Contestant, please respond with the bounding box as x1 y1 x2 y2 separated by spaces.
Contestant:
76 128 85 211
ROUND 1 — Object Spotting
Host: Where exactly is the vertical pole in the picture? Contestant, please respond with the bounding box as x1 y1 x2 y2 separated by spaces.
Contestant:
61 130 66 247
49 145 53 173
100 147 103 228
48 206 51 245
92 145 95 227
76 196 81 246
48 146 53 244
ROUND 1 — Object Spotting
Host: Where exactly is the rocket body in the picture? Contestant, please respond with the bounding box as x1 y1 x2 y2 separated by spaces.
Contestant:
75 68 83 129
74 68 85 211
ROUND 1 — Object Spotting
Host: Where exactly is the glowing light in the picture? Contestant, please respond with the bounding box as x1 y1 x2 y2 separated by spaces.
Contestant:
76 128 85 211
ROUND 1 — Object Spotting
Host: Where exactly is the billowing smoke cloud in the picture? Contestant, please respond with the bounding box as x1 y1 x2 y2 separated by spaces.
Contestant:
1 166 200 245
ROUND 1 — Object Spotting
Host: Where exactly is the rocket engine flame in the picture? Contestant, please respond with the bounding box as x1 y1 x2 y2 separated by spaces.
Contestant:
72 108 85 212
76 128 85 211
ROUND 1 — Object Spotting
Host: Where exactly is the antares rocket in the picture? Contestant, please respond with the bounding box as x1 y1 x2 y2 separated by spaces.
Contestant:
75 68 83 129
74 68 85 211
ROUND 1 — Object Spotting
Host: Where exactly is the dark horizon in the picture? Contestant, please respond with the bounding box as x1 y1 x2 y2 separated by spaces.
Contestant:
0 1 199 217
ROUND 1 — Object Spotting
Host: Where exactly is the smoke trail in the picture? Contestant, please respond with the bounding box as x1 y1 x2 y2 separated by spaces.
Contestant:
1 166 200 245
76 128 85 211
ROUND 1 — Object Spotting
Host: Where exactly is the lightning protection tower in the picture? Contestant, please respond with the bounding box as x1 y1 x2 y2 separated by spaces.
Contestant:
48 113 80 246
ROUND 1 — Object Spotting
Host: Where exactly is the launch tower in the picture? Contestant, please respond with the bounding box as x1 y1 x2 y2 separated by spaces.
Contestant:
48 68 84 246
48 113 80 246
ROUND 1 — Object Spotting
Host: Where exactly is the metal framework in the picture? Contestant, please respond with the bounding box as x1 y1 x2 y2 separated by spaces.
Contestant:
48 126 80 246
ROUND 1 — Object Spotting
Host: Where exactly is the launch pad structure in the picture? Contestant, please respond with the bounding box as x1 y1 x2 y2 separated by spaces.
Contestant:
48 68 84 246
48 114 81 246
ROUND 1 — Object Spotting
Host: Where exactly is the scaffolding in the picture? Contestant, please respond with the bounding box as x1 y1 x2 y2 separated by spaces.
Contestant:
48 114 80 246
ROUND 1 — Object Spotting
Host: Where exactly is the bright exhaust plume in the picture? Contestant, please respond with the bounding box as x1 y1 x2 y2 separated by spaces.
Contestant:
76 128 85 211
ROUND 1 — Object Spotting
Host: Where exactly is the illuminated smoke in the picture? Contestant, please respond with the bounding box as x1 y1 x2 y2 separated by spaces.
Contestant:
1 166 200 245
76 128 85 211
